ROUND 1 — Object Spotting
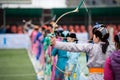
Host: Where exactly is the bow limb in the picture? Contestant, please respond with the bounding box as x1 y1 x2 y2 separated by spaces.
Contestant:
52 0 85 33
55 7 79 25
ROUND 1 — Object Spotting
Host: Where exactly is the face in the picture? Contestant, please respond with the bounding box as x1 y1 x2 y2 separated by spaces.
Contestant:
93 34 100 43
18 26 23 31
69 25 73 31
80 25 86 32
17 26 23 33
63 25 67 31
74 25 80 32
48 26 52 32
11 25 17 33
67 37 75 42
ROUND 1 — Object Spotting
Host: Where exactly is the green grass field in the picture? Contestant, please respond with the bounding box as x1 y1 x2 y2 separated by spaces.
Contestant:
0 49 36 80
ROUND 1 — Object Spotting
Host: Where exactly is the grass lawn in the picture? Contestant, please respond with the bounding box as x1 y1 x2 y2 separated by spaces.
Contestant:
0 49 36 80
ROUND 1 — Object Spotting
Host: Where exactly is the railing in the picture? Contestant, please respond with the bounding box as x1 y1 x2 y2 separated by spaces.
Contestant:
0 34 31 49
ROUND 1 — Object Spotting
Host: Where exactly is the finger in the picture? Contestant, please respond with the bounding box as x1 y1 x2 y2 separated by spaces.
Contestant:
50 38 55 46
51 37 55 42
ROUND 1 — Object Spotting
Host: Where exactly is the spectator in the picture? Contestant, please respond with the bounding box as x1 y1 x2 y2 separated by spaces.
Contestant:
11 25 17 33
74 25 80 33
17 25 24 34
74 25 81 43
62 25 69 37
0 25 6 34
107 25 114 42
68 25 74 33
62 25 68 31
88 25 93 40
6 25 11 33
76 25 88 43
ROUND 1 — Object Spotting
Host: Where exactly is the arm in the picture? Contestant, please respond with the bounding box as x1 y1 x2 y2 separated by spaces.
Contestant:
104 57 113 80
39 35 44 43
51 48 58 56
54 41 92 53
34 33 39 43
34 32 42 43
43 37 49 51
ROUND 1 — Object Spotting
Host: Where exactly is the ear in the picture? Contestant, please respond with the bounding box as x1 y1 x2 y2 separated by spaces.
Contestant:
96 36 100 41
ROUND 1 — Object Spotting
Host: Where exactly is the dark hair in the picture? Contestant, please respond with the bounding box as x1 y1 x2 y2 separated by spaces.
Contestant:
94 28 109 54
55 30 63 37
46 24 53 28
66 33 78 43
114 33 120 49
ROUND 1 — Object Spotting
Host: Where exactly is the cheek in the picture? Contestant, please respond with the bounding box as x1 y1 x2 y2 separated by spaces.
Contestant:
93 35 95 39
93 35 97 41
67 38 72 41
67 38 69 41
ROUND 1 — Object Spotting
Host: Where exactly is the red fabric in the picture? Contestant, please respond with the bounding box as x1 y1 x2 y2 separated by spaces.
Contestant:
104 57 113 80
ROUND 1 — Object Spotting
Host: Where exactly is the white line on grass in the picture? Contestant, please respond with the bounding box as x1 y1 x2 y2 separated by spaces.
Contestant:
27 49 39 73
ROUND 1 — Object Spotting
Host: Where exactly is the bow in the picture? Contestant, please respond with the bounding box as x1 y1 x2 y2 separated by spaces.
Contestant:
52 0 88 33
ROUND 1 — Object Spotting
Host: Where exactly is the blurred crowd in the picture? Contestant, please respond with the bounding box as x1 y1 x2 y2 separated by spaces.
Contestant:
0 23 120 40
0 24 24 34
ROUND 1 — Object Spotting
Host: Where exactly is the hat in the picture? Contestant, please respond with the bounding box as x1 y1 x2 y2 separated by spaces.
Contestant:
94 27 109 41
92 24 106 34
97 27 108 38
66 33 77 39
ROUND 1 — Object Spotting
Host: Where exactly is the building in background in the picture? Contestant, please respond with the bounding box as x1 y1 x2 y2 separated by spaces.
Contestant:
0 0 120 26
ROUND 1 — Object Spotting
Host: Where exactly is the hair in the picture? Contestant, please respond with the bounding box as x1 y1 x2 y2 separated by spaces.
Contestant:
46 24 53 28
114 33 120 50
66 33 78 43
94 27 109 54
55 30 63 37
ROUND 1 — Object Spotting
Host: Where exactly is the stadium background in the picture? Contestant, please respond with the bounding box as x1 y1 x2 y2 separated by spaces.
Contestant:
0 0 120 26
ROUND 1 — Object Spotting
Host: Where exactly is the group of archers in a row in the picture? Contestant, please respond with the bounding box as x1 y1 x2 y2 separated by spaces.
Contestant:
29 21 120 80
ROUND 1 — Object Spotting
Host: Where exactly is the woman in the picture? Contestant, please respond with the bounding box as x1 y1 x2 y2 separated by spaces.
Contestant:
104 32 120 80
52 31 68 80
30 25 39 55
65 33 81 80
51 25 115 80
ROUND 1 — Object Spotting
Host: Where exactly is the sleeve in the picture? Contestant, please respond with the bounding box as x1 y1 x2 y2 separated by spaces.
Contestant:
41 37 44 44
39 35 44 43
34 33 38 43
54 41 92 53
51 48 58 56
44 37 51 51
106 44 116 57
104 57 113 80
43 37 48 51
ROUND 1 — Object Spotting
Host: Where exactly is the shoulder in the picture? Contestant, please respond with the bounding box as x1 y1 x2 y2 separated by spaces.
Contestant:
108 43 115 50
106 43 116 56
108 42 116 52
